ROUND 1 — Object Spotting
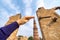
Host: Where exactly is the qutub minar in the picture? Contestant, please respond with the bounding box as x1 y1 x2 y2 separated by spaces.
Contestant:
33 20 40 40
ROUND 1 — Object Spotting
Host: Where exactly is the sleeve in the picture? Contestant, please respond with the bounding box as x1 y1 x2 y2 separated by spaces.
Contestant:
0 22 19 39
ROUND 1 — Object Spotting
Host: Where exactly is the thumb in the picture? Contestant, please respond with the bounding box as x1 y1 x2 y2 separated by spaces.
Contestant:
24 20 28 23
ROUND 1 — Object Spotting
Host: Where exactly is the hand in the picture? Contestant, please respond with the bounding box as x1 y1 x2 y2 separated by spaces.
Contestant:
16 16 34 25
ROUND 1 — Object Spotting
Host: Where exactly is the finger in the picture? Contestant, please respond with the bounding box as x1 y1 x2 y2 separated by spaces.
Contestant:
25 16 34 20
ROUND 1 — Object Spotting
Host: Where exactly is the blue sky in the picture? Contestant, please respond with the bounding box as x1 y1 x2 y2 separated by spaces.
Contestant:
0 0 60 38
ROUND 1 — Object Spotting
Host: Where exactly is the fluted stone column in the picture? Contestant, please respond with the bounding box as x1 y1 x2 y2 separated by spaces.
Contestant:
33 20 40 40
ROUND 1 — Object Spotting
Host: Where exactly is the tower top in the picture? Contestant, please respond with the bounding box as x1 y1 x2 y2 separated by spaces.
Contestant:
34 19 36 24
34 19 37 28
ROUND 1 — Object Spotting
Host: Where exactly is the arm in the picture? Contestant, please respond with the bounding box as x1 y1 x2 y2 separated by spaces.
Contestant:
0 16 34 40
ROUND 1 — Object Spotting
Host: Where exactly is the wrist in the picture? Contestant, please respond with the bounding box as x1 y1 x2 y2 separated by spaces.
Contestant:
16 20 21 25
16 19 23 25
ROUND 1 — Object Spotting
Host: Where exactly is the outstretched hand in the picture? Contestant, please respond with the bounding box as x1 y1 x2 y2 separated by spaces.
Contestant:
17 16 34 25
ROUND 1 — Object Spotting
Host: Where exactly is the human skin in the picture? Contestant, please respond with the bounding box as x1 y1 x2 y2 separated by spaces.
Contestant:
16 16 34 25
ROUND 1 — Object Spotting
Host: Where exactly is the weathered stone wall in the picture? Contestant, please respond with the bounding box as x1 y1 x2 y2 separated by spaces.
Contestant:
5 14 21 40
36 7 60 40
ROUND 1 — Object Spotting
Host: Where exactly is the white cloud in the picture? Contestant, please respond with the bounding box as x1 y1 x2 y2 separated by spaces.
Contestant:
0 8 9 27
22 0 32 4
22 0 33 16
0 0 21 27
24 8 33 16
2 0 20 13
36 0 45 10
44 0 60 9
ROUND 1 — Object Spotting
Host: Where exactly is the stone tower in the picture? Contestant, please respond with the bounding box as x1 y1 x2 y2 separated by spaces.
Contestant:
33 20 40 40
36 7 60 40
5 14 21 40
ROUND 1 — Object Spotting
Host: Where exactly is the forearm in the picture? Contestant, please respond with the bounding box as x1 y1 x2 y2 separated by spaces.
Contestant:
0 22 19 39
